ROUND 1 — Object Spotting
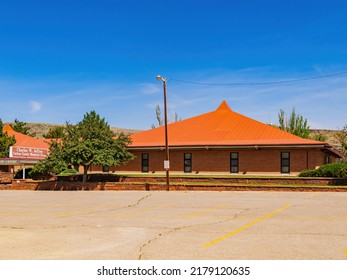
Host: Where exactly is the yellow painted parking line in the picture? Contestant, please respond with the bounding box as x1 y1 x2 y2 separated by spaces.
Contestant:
181 204 226 218
344 247 347 255
308 193 320 197
0 234 16 239
114 205 169 218
202 204 291 248
0 211 32 216
271 217 347 221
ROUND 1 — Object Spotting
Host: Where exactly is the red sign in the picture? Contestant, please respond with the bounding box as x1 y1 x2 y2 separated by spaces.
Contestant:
9 146 48 159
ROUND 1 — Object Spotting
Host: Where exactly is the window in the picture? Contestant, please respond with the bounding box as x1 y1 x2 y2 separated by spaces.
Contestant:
184 153 192 173
141 153 149 173
102 165 109 173
230 152 239 173
325 154 330 164
281 152 290 173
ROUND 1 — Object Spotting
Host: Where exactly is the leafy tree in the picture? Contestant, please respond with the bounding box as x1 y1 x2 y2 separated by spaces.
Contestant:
278 108 310 138
156 105 164 127
31 111 135 181
62 111 134 183
12 118 36 137
43 126 65 139
311 132 328 142
0 119 16 158
171 112 181 123
30 140 68 177
334 124 347 158
152 105 181 128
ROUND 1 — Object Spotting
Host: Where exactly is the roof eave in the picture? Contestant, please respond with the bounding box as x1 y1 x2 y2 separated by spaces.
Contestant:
128 144 327 150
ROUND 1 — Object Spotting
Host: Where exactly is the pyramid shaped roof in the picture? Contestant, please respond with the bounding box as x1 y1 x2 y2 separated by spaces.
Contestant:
130 101 326 148
3 124 49 149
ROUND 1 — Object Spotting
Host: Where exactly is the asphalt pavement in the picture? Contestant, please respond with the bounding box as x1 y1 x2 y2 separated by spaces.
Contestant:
0 190 346 260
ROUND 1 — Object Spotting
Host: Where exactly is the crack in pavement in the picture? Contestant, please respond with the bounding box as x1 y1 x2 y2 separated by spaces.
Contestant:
137 225 191 260
137 208 249 260
128 194 152 208
0 226 25 230
82 194 153 215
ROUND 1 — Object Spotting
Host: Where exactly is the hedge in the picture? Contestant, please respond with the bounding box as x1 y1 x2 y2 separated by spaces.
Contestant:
298 162 347 178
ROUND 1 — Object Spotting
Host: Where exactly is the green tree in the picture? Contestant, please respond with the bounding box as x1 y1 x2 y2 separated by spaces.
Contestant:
0 119 16 158
156 105 164 127
30 140 68 177
334 124 347 158
278 108 310 138
151 105 181 128
311 132 328 142
62 111 134 183
12 119 36 137
43 126 65 139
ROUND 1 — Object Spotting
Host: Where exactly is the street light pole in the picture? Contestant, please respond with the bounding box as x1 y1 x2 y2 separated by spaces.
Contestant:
156 75 170 191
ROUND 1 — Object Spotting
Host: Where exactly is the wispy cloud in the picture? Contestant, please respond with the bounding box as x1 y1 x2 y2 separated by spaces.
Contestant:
140 83 161 95
29 101 42 113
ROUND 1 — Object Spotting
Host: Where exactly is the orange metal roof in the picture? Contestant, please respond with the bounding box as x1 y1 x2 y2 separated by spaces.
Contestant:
130 101 326 148
3 124 49 149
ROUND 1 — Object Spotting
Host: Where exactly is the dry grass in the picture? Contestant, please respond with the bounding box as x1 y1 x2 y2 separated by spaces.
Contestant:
310 129 340 147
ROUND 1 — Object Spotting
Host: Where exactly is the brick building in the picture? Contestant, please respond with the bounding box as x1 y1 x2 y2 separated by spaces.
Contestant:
115 101 341 175
0 124 49 179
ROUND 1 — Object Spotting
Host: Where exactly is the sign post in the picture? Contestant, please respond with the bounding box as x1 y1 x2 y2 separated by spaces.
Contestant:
164 160 170 170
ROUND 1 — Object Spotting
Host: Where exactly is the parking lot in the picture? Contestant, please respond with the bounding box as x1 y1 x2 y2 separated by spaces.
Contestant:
0 190 346 260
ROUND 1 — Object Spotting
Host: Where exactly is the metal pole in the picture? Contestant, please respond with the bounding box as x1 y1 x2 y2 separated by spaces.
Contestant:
163 79 170 191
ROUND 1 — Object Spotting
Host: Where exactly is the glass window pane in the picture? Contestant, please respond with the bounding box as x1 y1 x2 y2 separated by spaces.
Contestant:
231 166 238 173
103 166 109 172
281 152 289 159
184 166 191 172
142 154 149 159
281 166 289 173
184 153 192 159
231 152 238 159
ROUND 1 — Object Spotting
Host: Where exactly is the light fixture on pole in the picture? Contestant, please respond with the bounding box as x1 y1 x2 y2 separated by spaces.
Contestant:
156 75 170 191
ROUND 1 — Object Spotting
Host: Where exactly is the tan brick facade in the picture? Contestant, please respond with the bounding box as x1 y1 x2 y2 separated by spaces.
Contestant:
113 147 328 175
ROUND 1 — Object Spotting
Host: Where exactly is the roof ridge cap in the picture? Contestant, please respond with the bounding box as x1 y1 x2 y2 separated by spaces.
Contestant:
216 100 232 111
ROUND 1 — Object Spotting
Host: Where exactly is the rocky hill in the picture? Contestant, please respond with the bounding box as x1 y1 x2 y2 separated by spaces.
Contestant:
23 123 141 138
309 129 340 147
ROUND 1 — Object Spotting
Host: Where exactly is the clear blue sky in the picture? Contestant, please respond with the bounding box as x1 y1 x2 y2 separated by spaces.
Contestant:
1 0 346 130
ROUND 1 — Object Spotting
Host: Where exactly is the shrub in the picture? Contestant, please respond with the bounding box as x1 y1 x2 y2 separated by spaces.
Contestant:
59 168 78 175
336 165 347 178
298 169 317 177
316 162 347 177
298 162 347 178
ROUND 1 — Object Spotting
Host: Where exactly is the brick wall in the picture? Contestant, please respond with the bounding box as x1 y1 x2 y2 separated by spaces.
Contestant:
115 147 326 175
3 176 347 191
0 172 13 183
